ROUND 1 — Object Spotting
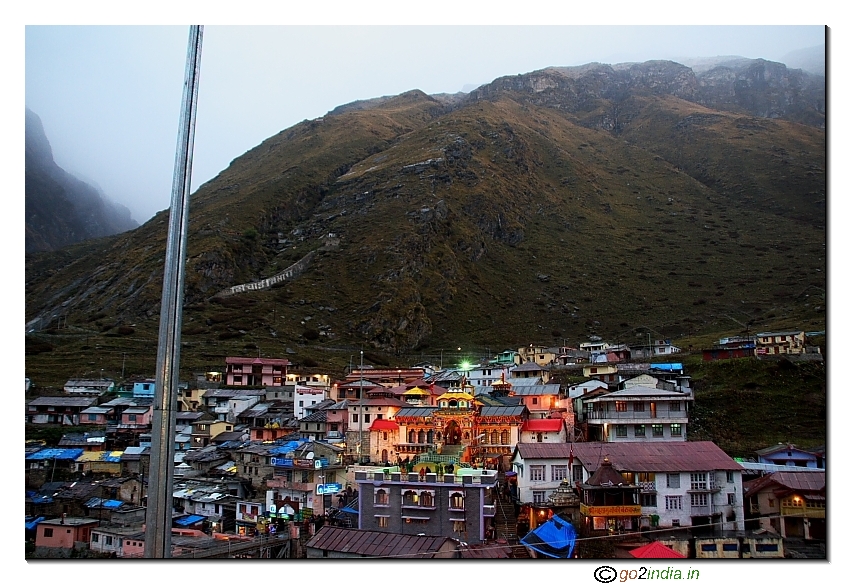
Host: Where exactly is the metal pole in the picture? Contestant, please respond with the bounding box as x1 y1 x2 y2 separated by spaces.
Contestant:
358 350 364 464
145 25 203 558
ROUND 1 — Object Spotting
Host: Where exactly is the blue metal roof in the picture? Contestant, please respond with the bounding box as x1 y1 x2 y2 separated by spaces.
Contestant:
649 363 683 371
25 448 84 461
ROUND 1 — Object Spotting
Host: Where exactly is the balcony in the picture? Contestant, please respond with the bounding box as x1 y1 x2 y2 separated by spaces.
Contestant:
483 505 496 517
638 481 657 492
585 411 689 421
395 443 431 454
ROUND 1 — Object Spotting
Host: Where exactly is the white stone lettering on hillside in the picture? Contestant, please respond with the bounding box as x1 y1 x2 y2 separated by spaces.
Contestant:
216 251 315 297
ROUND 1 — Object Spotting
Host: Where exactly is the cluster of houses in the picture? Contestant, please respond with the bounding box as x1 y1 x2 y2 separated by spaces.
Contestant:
25 333 825 558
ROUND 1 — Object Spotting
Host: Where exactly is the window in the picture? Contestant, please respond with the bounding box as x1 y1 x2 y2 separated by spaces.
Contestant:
616 401 627 412
671 519 680 527
533 491 547 504
670 423 682 437
301 471 310 483
403 490 418 506
667 473 680 488
450 492 465 509
374 489 389 506
690 473 708 490
128 414 137 422
453 520 466 533
691 493 708 507
701 544 717 552
641 493 657 507
633 402 645 412
376 516 389 528
669 401 681 411
652 424 664 437
615 425 628 437
532 397 538 405
723 543 738 552
530 465 545 481
44 528 53 538
365 414 371 423
634 424 645 437
105 535 113 546
88 414 98 421
552 465 570 481
726 471 734 483
352 414 358 423
420 491 434 507
665 496 683 510
727 493 736 505
92 533 99 542
756 544 779 552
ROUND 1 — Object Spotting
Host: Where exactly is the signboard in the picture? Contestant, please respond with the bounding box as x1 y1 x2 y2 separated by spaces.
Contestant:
271 457 327 468
580 503 642 517
316 482 342 495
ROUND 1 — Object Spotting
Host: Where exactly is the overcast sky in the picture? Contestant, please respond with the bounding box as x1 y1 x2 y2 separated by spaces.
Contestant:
21 13 827 224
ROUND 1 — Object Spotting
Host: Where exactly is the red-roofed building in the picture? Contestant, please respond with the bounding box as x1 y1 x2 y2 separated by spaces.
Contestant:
744 470 825 540
369 419 401 464
520 418 568 443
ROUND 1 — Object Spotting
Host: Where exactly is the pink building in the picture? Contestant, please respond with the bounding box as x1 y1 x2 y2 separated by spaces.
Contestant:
35 517 99 554
225 357 290 386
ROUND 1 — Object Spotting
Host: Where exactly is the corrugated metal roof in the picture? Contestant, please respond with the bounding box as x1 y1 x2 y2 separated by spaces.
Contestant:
370 419 400 431
479 405 526 418
395 407 437 418
629 541 686 559
306 526 453 558
28 397 97 406
745 470 825 496
515 442 742 472
511 385 560 396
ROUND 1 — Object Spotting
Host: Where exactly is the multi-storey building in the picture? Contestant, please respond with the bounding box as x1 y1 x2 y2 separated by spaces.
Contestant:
354 468 498 543
511 441 745 534
225 356 290 386
581 385 692 442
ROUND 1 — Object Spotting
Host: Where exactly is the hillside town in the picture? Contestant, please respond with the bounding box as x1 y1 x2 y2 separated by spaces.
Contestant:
25 331 824 559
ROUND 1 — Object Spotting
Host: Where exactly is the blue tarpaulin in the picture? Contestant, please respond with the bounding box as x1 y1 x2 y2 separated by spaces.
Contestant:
84 498 125 509
26 516 45 530
174 514 207 526
26 448 84 461
520 514 577 558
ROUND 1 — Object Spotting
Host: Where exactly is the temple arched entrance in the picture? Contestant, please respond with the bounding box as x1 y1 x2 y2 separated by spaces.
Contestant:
445 420 462 445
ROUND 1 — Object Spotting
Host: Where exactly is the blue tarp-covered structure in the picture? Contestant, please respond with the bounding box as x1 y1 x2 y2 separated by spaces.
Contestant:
520 514 577 558
174 514 207 527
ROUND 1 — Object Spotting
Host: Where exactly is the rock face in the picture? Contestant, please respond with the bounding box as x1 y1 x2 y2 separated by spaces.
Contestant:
25 108 138 253
469 58 824 129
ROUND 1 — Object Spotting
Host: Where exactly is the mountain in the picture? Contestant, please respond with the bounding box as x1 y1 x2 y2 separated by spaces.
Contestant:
25 108 138 254
24 58 825 385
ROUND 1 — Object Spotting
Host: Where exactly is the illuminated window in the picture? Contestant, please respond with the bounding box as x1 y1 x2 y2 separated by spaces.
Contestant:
376 516 389 528
452 520 466 533
450 492 465 509
420 491 434 507
652 424 664 437
375 489 389 506
670 424 682 437
616 401 627 412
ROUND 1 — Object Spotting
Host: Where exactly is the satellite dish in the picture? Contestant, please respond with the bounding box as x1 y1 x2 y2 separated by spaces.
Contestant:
306 452 315 459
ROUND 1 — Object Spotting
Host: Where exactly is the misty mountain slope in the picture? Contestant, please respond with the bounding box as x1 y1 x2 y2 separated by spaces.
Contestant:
25 108 139 254
25 59 825 382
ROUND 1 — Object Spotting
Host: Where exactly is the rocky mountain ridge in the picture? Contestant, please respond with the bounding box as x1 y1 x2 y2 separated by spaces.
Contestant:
25 108 139 254
25 57 825 382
